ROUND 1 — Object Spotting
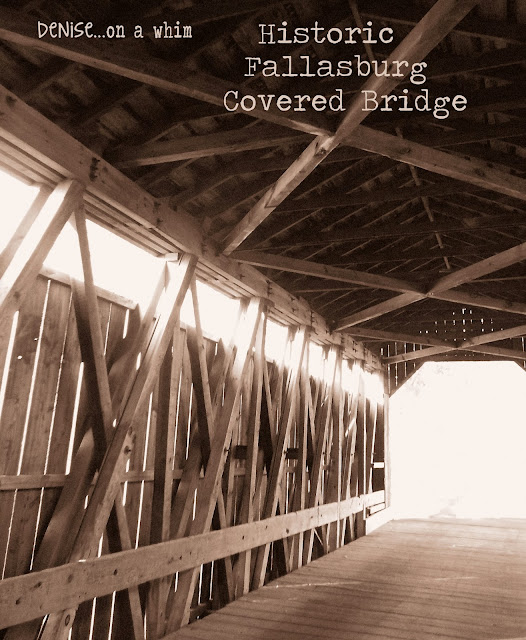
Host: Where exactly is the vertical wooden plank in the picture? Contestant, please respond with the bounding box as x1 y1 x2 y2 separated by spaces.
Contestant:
0 278 48 576
147 323 184 639
234 316 265 595
303 348 338 565
3 279 71 578
290 347 310 571
326 350 344 552
252 327 307 590
352 369 367 538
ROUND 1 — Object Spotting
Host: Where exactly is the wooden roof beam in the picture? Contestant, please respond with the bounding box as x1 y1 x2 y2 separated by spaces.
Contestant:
384 323 526 364
219 0 482 254
232 251 424 294
335 269 526 329
0 7 329 137
428 241 526 293
108 124 309 168
362 3 526 44
347 327 526 362
346 126 526 204
265 212 526 250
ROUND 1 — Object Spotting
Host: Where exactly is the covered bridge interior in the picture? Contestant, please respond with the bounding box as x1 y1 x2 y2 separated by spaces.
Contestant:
0 0 525 638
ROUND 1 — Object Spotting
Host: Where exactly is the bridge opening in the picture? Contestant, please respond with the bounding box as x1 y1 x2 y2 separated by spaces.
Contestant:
390 361 526 520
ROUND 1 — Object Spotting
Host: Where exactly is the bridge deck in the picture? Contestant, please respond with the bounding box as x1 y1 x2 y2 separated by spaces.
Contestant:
172 518 526 640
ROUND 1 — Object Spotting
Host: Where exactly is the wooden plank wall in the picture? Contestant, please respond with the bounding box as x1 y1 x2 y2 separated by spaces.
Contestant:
0 270 387 639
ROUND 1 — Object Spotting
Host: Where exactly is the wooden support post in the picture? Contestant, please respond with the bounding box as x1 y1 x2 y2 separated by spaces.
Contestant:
251 328 308 589
353 371 367 538
290 348 311 570
326 350 344 552
303 349 339 564
146 321 185 639
234 315 266 596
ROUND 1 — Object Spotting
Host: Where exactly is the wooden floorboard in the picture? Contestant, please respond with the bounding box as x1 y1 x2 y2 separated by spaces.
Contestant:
172 518 526 639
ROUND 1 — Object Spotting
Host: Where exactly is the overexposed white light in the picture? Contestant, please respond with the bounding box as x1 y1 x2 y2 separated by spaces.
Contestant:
180 280 240 343
364 370 384 404
0 172 39 253
264 320 288 363
390 361 526 520
45 220 164 310
0 169 163 309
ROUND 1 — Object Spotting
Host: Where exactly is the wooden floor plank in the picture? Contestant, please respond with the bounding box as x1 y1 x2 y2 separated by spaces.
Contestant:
169 518 526 640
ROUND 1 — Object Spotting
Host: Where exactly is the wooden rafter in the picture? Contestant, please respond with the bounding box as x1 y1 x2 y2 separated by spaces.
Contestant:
233 250 424 294
383 322 526 364
346 126 526 203
219 0 483 254
109 124 308 168
348 327 526 362
0 7 328 137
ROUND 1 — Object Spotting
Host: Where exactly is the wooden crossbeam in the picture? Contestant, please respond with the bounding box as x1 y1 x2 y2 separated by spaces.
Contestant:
336 236 526 328
336 287 526 329
109 124 308 168
428 241 526 292
346 126 526 203
0 186 52 280
348 327 526 362
220 0 482 254
0 492 384 630
232 251 424 294
383 323 526 364
0 7 327 137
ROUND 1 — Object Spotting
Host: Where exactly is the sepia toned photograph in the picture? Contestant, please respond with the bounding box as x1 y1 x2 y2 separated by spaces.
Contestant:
0 1 524 638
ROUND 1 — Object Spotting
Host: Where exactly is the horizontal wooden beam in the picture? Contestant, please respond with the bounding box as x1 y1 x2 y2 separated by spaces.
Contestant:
0 493 383 629
335 285 526 330
109 125 308 168
346 126 526 203
428 241 526 293
232 251 424 294
266 212 526 250
433 289 526 316
347 327 526 362
384 323 526 363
